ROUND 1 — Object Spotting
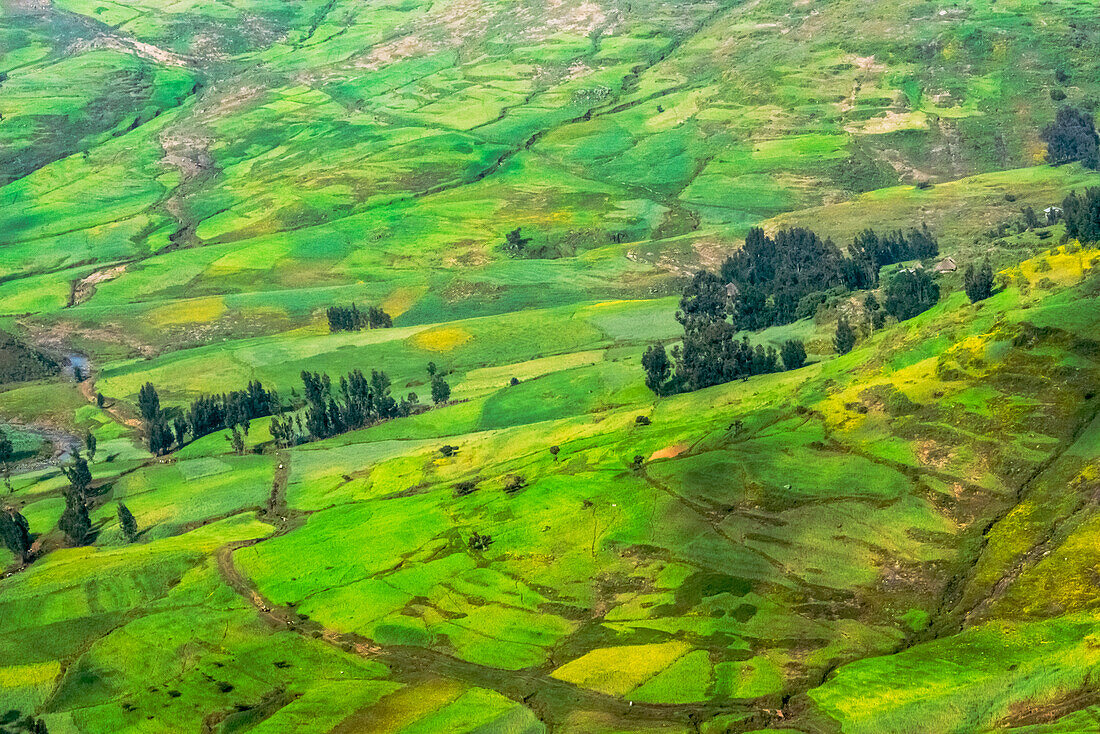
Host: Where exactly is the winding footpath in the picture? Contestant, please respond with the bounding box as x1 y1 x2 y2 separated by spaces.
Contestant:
213 453 766 732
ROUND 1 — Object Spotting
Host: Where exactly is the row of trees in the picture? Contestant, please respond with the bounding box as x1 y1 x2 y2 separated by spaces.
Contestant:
326 304 393 332
138 380 278 455
716 225 938 330
269 365 450 447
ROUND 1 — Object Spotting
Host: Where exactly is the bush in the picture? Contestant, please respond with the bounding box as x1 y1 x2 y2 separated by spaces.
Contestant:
453 479 478 497
635 415 651 426
503 474 526 493
439 445 457 457
468 532 493 551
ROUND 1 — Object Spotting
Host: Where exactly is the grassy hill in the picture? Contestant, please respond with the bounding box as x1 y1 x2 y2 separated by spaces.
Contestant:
3 0 1100 731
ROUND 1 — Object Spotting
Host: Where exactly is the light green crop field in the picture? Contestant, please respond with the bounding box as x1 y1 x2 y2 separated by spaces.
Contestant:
3 0 1100 730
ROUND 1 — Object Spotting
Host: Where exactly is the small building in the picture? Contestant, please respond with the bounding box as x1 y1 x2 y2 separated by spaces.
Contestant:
724 282 740 298
1044 206 1063 224
933 256 957 273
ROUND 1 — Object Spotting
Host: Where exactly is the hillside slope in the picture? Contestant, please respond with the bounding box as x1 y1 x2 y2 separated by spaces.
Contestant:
3 0 1100 732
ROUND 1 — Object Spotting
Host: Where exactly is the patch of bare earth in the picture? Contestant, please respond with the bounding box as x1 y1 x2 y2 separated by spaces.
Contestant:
649 443 688 461
71 264 128 306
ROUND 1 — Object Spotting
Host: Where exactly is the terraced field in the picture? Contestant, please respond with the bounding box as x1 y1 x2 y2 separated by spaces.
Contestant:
4 0 1100 731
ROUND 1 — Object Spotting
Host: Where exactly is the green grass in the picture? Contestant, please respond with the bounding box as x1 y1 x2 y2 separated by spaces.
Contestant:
4 0 1100 729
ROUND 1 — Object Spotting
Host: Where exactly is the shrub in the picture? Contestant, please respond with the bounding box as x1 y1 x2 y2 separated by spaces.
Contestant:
453 479 478 497
468 532 493 551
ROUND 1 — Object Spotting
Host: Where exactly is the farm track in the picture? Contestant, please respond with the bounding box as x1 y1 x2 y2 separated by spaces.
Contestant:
214 452 768 732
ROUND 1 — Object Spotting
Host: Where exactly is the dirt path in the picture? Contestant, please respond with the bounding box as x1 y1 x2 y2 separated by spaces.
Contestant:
214 453 765 732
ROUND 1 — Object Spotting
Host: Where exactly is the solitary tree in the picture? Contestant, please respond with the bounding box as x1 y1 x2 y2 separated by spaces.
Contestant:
426 362 437 377
84 432 96 463
834 317 856 355
780 339 807 370
641 344 672 395
117 503 138 543
0 508 32 563
964 259 995 303
430 375 451 405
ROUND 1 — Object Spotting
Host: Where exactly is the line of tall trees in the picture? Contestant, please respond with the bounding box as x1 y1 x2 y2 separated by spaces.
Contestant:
270 366 446 447
326 304 393 332
717 225 938 330
138 380 278 455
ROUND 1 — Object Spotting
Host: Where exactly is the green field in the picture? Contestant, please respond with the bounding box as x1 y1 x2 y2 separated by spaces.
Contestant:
4 0 1100 730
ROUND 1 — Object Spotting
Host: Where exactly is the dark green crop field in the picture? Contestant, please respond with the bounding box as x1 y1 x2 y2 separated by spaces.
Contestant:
3 0 1100 731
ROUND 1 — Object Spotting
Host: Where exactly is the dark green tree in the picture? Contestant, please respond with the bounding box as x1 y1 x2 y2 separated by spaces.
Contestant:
884 269 940 321
84 432 96 462
58 452 93 545
426 362 437 377
0 509 32 563
60 452 92 502
117 503 138 543
1041 105 1099 169
641 344 672 395
864 293 886 334
964 259 995 303
1062 187 1100 243
0 709 49 733
1021 206 1041 229
173 416 188 448
137 382 161 423
834 316 856 355
147 418 174 456
780 339 807 370
226 427 245 455
0 428 13 491
58 483 91 547
430 375 451 405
